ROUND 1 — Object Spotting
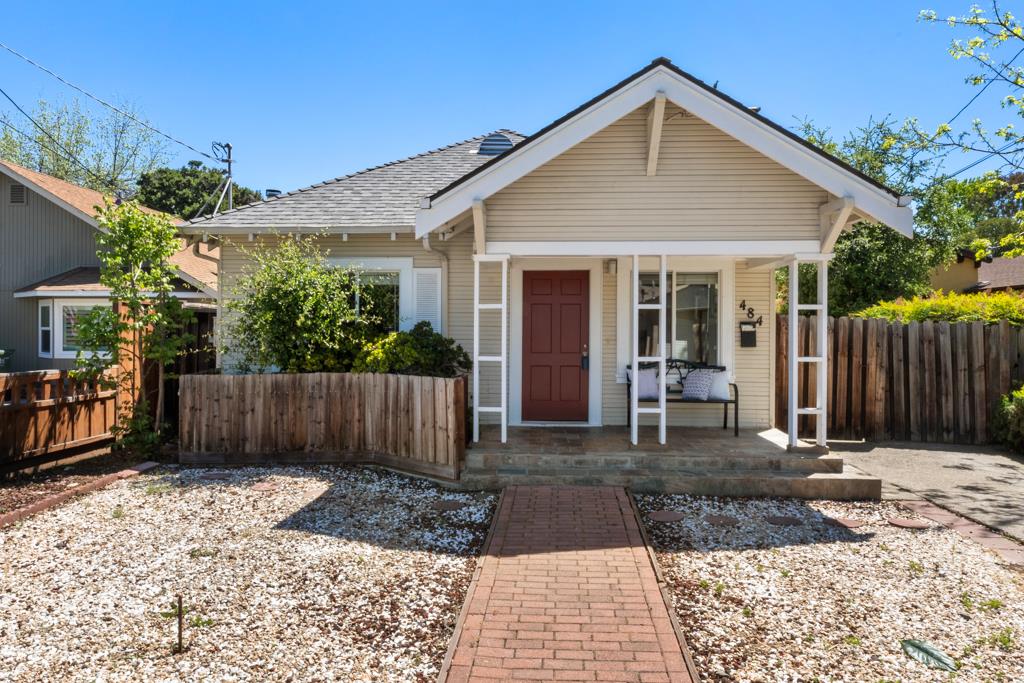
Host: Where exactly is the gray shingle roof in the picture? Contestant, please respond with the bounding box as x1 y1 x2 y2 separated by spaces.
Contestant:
182 131 523 232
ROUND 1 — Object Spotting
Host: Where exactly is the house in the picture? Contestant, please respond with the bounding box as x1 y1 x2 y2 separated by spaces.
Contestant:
182 58 912 459
931 249 1024 293
0 159 218 372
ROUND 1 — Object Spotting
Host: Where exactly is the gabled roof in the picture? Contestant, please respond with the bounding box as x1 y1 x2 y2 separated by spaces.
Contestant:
416 58 914 238
180 131 525 233
967 257 1024 291
0 158 165 223
13 266 211 299
0 159 216 296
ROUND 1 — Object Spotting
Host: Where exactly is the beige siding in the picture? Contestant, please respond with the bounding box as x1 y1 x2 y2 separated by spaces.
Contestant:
486 103 828 242
0 175 101 371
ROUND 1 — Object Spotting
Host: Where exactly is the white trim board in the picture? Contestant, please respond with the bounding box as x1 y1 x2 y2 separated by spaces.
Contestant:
509 258 603 427
416 64 912 238
485 241 822 257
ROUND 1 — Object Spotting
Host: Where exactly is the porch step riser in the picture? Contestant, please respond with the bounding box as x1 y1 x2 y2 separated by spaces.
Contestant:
465 453 844 474
459 471 881 501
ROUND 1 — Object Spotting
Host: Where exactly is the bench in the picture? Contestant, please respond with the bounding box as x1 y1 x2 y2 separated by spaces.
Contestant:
625 359 739 436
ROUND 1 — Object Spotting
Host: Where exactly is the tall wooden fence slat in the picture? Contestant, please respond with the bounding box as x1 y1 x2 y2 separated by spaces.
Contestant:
1 369 119 467
776 315 1021 444
179 373 467 480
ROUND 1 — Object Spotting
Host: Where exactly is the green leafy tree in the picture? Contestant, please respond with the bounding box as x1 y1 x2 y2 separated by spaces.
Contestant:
137 161 262 220
779 117 942 316
0 98 169 193
74 202 193 449
223 235 380 373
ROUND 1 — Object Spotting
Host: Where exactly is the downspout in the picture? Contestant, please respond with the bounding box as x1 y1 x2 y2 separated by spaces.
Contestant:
422 234 449 335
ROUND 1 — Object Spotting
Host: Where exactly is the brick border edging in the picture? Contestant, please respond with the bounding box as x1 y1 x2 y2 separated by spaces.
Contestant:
897 498 1024 566
0 461 161 529
435 487 507 683
624 488 702 683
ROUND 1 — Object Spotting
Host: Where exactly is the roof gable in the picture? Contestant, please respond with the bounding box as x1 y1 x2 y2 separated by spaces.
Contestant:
416 58 913 239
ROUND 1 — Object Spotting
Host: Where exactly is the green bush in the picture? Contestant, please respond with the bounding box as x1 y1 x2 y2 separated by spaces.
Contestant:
993 386 1024 452
853 290 1024 325
353 321 471 377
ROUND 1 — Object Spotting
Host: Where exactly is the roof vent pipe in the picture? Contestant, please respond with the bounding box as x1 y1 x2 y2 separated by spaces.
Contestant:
265 189 282 198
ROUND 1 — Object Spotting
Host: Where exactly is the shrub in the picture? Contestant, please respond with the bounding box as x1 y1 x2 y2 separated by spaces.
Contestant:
224 235 381 373
993 386 1024 452
853 290 1024 325
353 321 471 377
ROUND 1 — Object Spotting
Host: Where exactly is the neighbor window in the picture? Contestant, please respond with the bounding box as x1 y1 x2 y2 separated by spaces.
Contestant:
38 302 52 357
637 272 719 365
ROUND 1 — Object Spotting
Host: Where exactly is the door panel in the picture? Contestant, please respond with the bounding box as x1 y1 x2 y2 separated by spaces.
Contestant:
522 270 589 421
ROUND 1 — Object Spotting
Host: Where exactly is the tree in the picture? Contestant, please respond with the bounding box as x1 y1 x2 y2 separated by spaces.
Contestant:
223 235 382 373
74 202 193 449
779 117 944 316
137 160 262 220
0 98 169 193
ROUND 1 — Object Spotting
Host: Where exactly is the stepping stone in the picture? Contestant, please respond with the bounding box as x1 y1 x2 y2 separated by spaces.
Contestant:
431 500 466 511
825 517 866 529
766 515 804 527
888 517 930 529
705 514 740 527
648 510 685 523
251 482 279 492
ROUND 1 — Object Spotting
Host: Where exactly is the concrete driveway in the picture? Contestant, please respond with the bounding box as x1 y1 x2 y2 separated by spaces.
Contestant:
838 442 1024 541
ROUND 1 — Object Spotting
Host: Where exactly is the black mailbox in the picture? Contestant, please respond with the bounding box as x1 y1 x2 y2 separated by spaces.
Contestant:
739 321 757 348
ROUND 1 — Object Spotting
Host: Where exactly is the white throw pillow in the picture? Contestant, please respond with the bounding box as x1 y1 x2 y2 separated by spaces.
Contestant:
681 370 715 401
627 367 660 400
708 370 731 400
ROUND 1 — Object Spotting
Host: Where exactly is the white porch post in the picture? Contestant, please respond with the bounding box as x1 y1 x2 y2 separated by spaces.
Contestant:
630 255 639 445
472 254 509 444
787 261 799 448
815 260 829 447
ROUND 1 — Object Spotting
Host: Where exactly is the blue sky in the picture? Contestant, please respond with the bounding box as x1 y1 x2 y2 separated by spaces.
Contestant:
0 1 1015 193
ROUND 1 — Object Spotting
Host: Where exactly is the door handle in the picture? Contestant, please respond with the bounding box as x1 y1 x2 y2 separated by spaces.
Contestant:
581 350 589 370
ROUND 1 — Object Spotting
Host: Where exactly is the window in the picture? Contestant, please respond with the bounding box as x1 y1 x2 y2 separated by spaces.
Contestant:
637 272 719 365
357 271 401 333
327 257 442 333
38 302 52 357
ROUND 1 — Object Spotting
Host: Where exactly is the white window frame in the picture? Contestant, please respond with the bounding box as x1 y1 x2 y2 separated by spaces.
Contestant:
52 298 110 359
326 257 415 331
616 257 735 382
38 300 53 358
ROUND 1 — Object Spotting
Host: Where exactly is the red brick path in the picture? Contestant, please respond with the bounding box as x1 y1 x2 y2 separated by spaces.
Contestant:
444 486 693 682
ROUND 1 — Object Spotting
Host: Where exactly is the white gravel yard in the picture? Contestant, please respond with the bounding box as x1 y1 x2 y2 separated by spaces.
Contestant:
0 465 496 683
636 495 1024 683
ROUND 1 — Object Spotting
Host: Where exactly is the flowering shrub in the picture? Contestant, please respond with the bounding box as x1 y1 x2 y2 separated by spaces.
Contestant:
853 290 1024 325
353 322 470 377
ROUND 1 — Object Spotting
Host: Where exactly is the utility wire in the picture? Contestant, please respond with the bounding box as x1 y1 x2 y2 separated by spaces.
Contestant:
0 40 219 163
941 140 1018 180
0 85 120 192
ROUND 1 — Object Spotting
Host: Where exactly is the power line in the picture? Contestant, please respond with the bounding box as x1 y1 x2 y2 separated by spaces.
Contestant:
0 40 219 163
941 140 1018 180
0 85 120 192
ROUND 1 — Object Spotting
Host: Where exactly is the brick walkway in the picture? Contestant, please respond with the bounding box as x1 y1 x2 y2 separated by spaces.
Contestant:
444 486 693 682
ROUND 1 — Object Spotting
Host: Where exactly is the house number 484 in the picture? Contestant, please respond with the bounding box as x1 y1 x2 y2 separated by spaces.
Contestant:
738 300 764 326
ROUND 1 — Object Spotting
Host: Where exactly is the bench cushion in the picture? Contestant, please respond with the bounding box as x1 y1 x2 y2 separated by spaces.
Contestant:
681 370 714 400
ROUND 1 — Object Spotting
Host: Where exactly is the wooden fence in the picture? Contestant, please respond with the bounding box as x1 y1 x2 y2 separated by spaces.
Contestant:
776 314 1024 444
1 369 119 466
178 373 467 479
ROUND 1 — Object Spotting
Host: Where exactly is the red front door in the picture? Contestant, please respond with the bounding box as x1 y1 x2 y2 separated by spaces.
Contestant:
522 270 589 421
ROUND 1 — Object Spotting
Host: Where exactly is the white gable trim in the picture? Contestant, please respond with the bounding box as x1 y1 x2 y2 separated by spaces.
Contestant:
416 64 913 239
0 163 101 228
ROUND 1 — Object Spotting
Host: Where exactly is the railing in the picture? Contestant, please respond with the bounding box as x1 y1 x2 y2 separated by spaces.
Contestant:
776 314 1024 444
178 373 467 480
1 369 118 466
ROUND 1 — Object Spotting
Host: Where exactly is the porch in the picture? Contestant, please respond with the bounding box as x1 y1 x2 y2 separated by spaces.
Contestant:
461 425 880 499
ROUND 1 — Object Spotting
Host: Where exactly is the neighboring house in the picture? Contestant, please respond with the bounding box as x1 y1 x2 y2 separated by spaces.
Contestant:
0 159 218 372
931 250 1024 293
181 58 912 449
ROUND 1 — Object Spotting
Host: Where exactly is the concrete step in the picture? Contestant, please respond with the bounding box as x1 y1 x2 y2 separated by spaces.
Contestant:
458 467 881 500
465 451 844 474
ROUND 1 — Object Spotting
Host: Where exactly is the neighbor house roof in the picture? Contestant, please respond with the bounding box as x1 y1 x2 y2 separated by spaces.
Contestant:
966 257 1024 292
0 158 165 222
13 266 211 299
180 131 525 233
415 57 914 238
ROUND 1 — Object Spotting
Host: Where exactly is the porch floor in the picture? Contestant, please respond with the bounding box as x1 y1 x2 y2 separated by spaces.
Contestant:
464 426 881 500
